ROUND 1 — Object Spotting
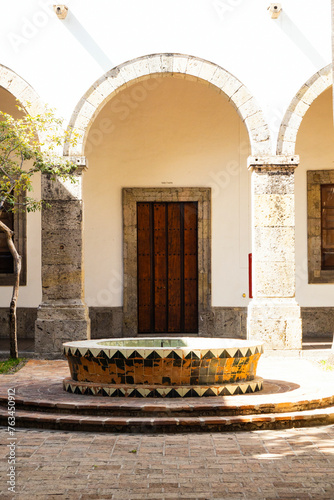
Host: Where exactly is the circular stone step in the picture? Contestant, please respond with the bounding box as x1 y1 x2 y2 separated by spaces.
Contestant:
63 376 264 398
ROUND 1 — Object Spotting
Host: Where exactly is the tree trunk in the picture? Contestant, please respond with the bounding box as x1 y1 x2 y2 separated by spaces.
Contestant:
0 220 21 359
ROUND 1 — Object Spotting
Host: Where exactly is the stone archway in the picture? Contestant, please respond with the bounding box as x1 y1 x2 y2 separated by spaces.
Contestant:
0 64 44 115
65 53 271 157
277 64 332 155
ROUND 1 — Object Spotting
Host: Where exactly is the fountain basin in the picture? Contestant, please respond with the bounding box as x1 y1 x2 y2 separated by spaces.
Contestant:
63 337 264 397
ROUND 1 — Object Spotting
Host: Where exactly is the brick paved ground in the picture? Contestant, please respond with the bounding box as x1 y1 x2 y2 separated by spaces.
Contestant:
1 425 334 499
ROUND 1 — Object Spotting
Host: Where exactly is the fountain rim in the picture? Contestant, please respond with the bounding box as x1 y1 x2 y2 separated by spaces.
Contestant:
63 337 264 354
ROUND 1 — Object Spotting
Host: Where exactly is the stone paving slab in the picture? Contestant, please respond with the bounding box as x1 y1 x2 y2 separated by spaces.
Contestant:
1 426 334 499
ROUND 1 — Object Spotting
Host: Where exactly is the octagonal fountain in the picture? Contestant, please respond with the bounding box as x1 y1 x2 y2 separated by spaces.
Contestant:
63 337 264 398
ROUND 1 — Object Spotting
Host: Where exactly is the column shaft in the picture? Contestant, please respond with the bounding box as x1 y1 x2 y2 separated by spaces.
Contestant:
247 156 302 349
35 164 90 356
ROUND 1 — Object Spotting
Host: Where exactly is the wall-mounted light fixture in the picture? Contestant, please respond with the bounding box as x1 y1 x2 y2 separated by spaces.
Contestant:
53 5 68 19
267 3 282 19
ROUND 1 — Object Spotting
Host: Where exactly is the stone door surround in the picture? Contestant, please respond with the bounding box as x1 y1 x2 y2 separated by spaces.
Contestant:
307 170 334 283
122 188 211 336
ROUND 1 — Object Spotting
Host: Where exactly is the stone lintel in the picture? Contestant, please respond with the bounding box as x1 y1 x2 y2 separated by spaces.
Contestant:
247 155 299 171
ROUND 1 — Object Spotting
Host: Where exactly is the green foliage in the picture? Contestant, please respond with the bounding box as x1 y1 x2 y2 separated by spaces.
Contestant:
0 102 79 213
318 359 334 371
0 357 26 374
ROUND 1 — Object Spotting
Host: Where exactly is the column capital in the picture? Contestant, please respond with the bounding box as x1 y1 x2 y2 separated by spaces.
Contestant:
247 155 299 171
68 156 88 173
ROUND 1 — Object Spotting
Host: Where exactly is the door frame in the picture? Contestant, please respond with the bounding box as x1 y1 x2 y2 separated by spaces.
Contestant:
122 187 211 335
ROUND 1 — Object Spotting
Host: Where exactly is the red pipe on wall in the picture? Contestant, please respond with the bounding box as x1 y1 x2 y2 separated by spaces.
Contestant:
248 253 253 299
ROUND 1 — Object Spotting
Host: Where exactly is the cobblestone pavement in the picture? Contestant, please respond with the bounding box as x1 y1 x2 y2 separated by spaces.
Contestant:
1 425 334 499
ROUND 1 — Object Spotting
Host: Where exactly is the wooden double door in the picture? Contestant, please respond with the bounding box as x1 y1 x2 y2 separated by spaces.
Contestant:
137 202 198 333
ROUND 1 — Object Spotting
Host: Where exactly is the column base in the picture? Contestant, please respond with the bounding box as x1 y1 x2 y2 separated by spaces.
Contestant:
247 298 302 349
35 300 91 357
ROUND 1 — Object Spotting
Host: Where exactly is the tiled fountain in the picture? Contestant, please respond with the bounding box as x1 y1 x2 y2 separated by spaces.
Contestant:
63 337 264 397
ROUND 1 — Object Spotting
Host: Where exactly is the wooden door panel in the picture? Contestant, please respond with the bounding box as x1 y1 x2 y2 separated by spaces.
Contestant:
137 201 198 333
183 203 198 332
322 185 334 207
153 204 167 332
137 203 152 333
322 208 334 229
167 203 182 332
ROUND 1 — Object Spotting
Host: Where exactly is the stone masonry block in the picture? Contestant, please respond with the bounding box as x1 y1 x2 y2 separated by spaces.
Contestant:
79 100 96 120
186 57 203 77
307 188 321 218
36 302 89 321
248 317 302 349
307 219 321 237
172 55 189 74
287 98 310 118
251 139 271 156
210 69 230 91
238 98 260 119
160 54 174 73
253 169 294 195
280 140 295 156
247 124 270 144
231 85 252 108
35 319 90 354
254 261 295 297
279 125 298 143
7 78 28 97
220 74 242 98
306 75 328 96
109 73 127 93
86 89 105 109
41 264 83 300
148 54 163 74
244 112 267 133
198 62 217 83
0 67 14 87
296 84 318 106
42 176 82 201
42 201 82 230
119 63 137 83
93 78 114 97
42 230 82 266
254 195 295 227
248 299 302 349
130 59 150 78
281 111 303 130
254 227 295 262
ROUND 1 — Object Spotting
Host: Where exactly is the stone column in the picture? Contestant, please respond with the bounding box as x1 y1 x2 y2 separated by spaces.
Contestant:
247 156 302 350
35 157 90 356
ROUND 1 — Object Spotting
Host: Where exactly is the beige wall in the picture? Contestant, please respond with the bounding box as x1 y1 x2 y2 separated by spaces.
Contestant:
0 87 42 307
83 75 251 308
295 87 334 306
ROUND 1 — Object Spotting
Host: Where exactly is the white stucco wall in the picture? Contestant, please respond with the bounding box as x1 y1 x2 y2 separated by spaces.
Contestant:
83 76 251 308
295 87 334 306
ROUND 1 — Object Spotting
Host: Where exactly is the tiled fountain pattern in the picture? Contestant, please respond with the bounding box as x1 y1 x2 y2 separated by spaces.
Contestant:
63 338 264 397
